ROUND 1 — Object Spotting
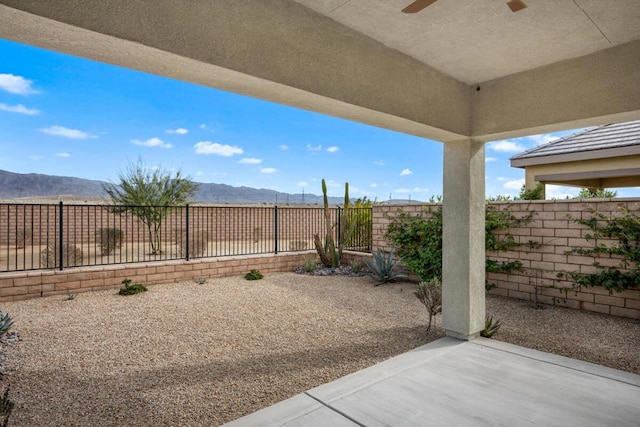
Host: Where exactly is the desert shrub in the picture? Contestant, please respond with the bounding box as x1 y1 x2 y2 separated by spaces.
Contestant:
0 385 14 427
303 257 317 272
40 243 84 268
350 259 362 274
252 227 261 243
363 249 406 285
118 278 147 296
96 227 124 255
244 269 264 280
177 229 209 258
289 240 308 251
414 279 442 332
15 228 33 249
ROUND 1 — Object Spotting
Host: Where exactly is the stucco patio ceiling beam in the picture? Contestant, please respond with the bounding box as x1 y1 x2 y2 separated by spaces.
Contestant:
472 40 640 142
0 0 471 143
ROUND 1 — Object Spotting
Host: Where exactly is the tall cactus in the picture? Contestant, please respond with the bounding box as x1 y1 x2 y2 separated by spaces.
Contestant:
313 179 352 268
338 182 350 263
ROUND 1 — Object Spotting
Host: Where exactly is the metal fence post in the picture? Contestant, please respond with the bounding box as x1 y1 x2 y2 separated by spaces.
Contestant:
274 205 278 254
58 201 64 271
185 204 190 261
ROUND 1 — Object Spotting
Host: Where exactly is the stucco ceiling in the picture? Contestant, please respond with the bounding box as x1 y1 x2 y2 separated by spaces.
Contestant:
294 0 640 84
0 0 638 141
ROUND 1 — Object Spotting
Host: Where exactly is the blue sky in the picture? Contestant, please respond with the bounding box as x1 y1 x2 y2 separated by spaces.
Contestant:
1 38 637 201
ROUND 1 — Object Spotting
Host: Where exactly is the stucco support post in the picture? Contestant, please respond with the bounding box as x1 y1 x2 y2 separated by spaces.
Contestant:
442 139 486 340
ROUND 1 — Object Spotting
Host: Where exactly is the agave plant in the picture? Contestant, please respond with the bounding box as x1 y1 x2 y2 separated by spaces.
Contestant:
363 249 406 285
481 316 502 338
0 312 13 336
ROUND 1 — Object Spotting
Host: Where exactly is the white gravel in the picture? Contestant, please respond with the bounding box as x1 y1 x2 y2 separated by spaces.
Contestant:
0 272 637 426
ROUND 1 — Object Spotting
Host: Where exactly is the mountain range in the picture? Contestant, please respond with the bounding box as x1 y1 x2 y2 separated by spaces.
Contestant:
0 169 343 204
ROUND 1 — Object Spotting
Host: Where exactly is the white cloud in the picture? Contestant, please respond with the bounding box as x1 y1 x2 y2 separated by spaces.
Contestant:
39 125 97 140
131 137 172 148
260 167 277 174
194 141 243 156
370 183 378 188
326 146 339 153
400 168 412 176
29 155 43 161
503 178 525 190
307 144 322 152
0 103 39 115
55 152 70 158
373 160 385 166
488 140 525 153
412 187 430 193
0 74 38 95
280 145 288 150
199 124 206 129
297 181 308 187
238 157 262 164
485 157 497 162
396 188 411 194
166 128 188 135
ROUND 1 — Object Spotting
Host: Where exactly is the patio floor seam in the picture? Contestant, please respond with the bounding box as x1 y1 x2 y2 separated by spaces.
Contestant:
303 391 366 427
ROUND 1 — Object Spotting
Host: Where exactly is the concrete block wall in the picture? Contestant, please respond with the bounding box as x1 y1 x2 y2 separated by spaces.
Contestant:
0 251 320 302
373 199 640 320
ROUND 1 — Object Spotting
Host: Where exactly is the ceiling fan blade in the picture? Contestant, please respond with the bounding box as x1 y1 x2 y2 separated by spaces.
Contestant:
402 0 438 14
507 0 527 12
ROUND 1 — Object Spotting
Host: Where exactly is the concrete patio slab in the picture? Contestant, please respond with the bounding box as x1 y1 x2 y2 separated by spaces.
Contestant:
225 337 640 426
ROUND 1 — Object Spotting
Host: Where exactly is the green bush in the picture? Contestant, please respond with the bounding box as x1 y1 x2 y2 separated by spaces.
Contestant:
517 183 544 200
96 227 124 255
385 207 442 282
118 278 147 296
386 205 533 284
244 269 264 280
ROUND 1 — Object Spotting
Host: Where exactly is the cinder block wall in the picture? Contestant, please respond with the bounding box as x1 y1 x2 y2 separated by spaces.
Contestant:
373 199 640 320
0 251 322 302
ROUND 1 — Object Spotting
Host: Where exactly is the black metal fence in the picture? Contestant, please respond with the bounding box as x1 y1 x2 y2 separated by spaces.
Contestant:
0 203 372 272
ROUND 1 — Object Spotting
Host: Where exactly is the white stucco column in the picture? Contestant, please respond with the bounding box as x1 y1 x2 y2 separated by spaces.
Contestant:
442 139 486 340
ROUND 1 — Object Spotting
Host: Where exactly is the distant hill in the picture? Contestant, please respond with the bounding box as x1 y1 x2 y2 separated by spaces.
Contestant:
0 169 342 205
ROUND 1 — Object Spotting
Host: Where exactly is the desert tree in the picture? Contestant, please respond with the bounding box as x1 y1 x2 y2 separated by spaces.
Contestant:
103 160 199 255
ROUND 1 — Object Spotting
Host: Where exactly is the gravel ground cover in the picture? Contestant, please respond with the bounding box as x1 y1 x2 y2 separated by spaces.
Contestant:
0 272 638 426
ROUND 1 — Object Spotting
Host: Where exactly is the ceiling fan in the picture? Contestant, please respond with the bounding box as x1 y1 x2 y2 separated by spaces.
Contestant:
402 0 527 14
